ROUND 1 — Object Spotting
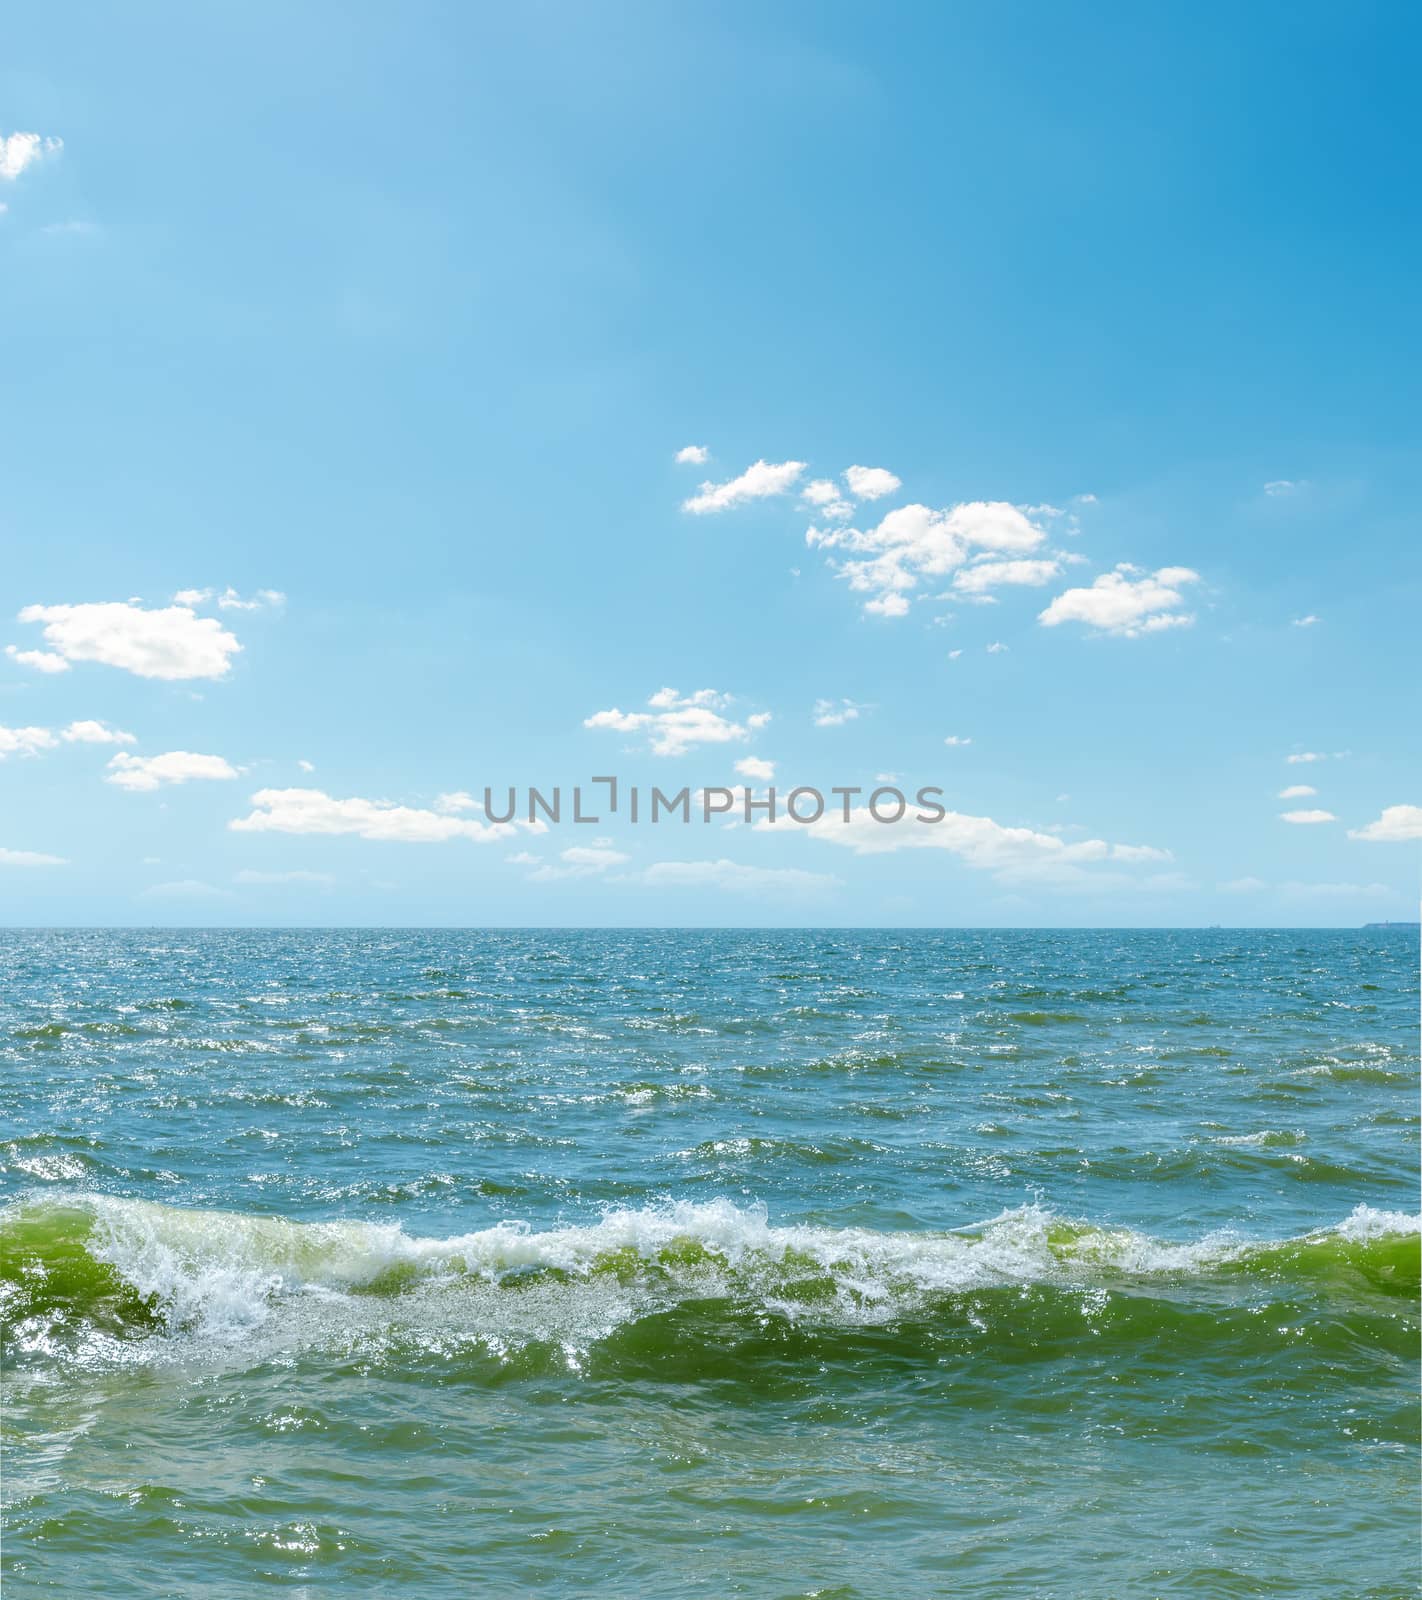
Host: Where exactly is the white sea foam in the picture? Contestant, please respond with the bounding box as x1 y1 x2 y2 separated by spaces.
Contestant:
37 1193 1412 1345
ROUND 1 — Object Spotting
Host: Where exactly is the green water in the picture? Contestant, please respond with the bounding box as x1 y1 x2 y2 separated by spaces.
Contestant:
2 929 1418 1596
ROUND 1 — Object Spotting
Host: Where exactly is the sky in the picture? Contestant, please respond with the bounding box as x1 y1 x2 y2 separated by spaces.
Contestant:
1 0 1419 927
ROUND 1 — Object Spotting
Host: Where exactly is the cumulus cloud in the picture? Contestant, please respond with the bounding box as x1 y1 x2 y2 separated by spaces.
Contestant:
808 500 1049 618
0 725 58 758
1285 751 1338 765
528 844 630 882
219 587 284 612
230 788 515 843
735 756 775 781
758 804 1171 888
952 557 1062 596
584 687 760 756
0 132 62 181
683 459 805 514
0 845 67 866
62 719 136 745
172 586 284 612
638 858 839 896
943 735 972 747
674 445 709 465
1280 808 1336 825
812 698 862 728
1038 565 1199 637
1348 805 1422 843
1292 615 1320 628
106 751 241 792
843 465 901 501
15 601 242 680
5 646 69 674
986 641 1008 653
801 479 853 520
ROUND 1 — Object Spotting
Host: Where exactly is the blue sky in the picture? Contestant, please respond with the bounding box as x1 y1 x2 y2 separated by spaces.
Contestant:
2 1 1418 926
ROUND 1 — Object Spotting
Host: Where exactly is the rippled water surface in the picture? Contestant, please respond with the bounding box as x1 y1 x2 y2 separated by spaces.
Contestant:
2 928 1417 1597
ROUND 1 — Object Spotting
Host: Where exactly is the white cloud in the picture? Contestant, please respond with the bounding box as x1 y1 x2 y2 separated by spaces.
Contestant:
1220 876 1267 893
585 687 759 756
758 804 1171 888
0 132 62 181
1278 785 1317 799
812 698 861 727
735 756 775 781
172 586 285 612
234 869 335 886
1292 615 1320 627
217 587 285 612
5 645 69 674
0 725 58 758
947 649 963 660
1038 565 1199 637
1348 805 1422 843
138 879 233 901
808 501 1049 618
986 641 1008 653
843 465 901 501
943 735 971 747
16 601 243 680
106 751 241 792
1264 480 1301 496
746 711 772 730
952 557 1061 595
1286 752 1326 764
298 759 315 772
506 850 542 866
61 719 137 745
0 845 67 866
1280 809 1336 825
683 459 805 514
529 845 630 881
434 791 478 814
638 858 839 896
801 479 853 520
674 445 709 465
230 787 515 843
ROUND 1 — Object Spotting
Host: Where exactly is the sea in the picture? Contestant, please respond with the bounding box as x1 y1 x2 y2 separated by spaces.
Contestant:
1 927 1417 1598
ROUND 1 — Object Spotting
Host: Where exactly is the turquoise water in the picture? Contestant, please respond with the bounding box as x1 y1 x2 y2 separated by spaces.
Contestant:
2 928 1417 1598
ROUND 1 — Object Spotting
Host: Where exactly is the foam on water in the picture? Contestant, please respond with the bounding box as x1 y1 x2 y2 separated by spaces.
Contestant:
3 1193 1416 1360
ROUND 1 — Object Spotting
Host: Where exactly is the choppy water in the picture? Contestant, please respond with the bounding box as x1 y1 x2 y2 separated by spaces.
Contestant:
2 928 1417 1598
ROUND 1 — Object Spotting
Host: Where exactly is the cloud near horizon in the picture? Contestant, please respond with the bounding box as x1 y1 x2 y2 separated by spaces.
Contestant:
230 788 518 843
758 804 1173 888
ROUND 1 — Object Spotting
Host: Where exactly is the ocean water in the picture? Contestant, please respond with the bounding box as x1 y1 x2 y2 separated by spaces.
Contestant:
1 927 1417 1599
